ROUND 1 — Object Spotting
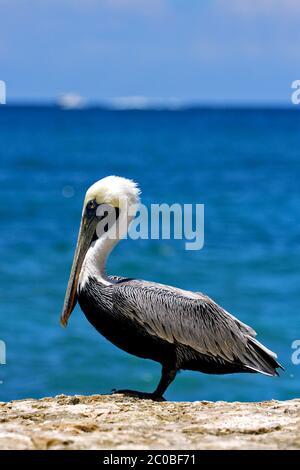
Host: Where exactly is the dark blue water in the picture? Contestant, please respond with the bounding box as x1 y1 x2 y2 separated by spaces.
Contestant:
0 106 299 402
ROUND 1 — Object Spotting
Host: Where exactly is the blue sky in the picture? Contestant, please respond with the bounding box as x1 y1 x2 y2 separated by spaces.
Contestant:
0 0 299 103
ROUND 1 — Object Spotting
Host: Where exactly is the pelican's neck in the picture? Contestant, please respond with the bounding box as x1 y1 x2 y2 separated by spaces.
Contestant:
79 235 119 288
78 210 132 289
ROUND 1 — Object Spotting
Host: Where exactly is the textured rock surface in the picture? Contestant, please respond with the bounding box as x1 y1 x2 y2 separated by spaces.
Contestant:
0 394 299 450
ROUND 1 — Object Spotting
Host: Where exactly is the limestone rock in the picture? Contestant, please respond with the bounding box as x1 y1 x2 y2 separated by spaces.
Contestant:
0 394 299 450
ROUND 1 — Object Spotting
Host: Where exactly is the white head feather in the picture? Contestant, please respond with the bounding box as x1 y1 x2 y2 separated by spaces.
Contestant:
84 175 141 209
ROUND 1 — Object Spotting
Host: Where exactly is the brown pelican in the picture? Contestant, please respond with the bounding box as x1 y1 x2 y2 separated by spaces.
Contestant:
61 176 281 400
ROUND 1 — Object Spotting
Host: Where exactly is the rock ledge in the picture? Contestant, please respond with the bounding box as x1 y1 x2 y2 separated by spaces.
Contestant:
0 395 299 450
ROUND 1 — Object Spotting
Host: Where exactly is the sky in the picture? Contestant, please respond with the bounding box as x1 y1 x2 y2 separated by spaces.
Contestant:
0 0 299 104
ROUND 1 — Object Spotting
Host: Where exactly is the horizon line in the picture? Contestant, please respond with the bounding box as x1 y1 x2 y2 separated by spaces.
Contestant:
0 99 298 111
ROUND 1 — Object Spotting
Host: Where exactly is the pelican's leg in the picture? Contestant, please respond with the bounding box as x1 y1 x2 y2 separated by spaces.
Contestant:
112 366 177 401
153 366 177 398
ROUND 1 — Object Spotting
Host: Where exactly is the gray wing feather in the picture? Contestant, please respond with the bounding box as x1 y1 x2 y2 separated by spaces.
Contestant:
113 280 258 364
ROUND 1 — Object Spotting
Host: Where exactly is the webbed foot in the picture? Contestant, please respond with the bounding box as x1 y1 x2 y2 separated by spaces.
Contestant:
112 389 165 402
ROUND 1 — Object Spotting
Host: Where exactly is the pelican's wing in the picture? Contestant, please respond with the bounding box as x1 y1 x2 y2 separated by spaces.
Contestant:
113 280 280 375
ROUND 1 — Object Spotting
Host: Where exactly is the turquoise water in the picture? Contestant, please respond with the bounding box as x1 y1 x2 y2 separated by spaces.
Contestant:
0 106 299 402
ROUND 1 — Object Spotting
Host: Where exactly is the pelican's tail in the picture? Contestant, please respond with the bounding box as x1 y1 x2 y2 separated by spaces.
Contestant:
244 336 283 376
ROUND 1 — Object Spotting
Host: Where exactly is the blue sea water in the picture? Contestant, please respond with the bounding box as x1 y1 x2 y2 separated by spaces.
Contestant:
0 106 299 402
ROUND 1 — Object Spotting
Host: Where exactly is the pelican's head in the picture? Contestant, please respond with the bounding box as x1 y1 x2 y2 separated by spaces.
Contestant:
83 175 140 211
60 176 140 327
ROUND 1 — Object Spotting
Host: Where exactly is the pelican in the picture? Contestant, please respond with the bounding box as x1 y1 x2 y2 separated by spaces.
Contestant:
61 176 281 400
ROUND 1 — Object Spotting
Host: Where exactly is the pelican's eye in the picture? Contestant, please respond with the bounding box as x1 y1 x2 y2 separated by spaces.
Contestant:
86 199 97 216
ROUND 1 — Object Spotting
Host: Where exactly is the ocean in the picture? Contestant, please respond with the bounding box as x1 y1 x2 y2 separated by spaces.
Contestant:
0 106 299 402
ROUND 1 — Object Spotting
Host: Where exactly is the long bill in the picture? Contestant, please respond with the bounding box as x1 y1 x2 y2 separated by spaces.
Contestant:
60 212 98 327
